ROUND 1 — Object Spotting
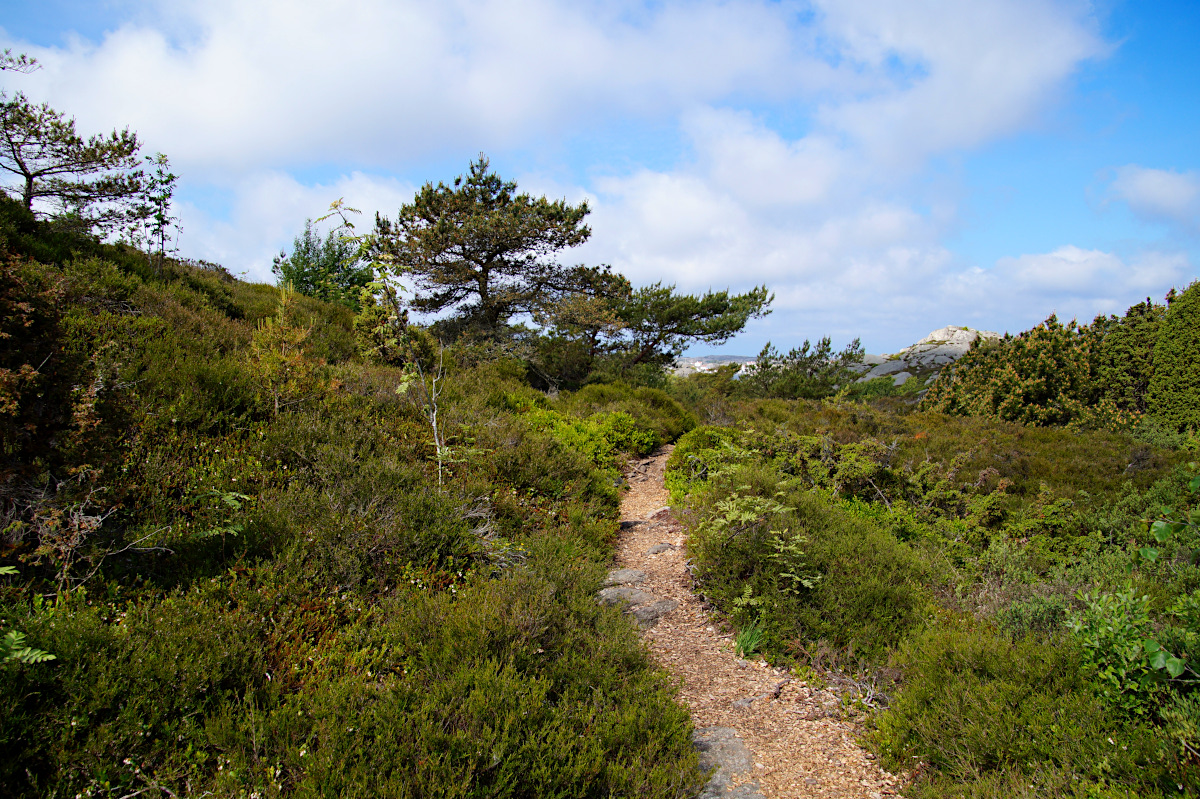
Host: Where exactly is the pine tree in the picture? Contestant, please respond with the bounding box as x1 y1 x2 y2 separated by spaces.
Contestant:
1148 281 1200 431
1094 299 1163 414
369 155 591 339
0 93 142 233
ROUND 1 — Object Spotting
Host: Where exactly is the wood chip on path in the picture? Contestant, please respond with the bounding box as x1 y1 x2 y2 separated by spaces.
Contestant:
615 445 906 799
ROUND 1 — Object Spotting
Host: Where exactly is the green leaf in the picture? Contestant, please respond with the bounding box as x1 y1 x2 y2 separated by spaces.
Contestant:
0 565 17 576
1166 658 1186 678
1139 546 1160 563
1144 639 1162 654
1149 650 1167 670
1151 521 1173 542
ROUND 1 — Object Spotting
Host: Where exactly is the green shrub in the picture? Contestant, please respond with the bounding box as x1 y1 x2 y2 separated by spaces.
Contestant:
683 464 931 663
840 375 909 401
994 594 1070 638
1095 298 1164 414
871 621 1174 795
922 315 1102 427
1066 586 1166 717
919 294 1195 432
663 425 745 501
557 382 696 444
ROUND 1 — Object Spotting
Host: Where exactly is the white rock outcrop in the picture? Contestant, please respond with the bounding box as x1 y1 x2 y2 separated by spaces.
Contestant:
853 325 1001 385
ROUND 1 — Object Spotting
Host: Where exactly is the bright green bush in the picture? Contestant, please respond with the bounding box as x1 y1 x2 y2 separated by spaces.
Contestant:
557 382 696 444
663 425 744 501
1066 586 1166 717
839 375 916 401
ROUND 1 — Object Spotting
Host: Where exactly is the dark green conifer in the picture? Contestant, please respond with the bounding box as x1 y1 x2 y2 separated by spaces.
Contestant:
1149 280 1200 430
1094 299 1163 413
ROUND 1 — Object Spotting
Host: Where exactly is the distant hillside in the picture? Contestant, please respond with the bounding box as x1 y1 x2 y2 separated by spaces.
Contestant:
672 354 757 376
676 325 999 386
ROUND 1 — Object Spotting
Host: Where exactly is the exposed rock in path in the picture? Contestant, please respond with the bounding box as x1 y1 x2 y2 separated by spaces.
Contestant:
694 727 767 799
647 542 677 554
631 598 679 629
602 568 646 586
596 572 679 629
596 586 657 607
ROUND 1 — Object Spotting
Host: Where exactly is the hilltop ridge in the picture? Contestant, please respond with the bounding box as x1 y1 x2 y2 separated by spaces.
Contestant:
675 324 1001 387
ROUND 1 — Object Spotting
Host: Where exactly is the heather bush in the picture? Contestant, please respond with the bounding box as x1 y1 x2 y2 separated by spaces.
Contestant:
0 226 707 797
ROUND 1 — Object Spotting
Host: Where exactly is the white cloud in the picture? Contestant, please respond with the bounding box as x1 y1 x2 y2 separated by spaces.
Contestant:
941 246 1190 326
813 0 1106 167
3 0 1154 352
5 0 1106 179
1109 165 1200 230
7 0 838 175
996 245 1126 293
683 108 847 208
177 170 415 281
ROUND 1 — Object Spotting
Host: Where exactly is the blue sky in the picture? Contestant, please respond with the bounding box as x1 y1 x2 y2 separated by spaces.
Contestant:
2 0 1197 353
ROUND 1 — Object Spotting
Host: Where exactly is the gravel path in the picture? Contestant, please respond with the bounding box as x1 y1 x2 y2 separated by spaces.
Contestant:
610 445 906 799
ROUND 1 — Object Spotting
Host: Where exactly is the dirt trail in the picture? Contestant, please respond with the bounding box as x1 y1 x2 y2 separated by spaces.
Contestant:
610 445 905 799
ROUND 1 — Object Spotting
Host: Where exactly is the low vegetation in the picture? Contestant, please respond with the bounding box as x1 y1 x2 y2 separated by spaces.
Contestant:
3 74 1198 797
662 292 1200 796
0 195 711 797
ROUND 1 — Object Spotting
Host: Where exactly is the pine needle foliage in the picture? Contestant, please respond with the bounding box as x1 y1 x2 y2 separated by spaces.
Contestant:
1149 281 1200 432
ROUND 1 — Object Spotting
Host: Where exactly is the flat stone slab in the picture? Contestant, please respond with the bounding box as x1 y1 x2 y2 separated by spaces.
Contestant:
603 568 646 587
647 543 677 555
865 360 909 378
693 727 765 799
631 598 678 629
596 586 657 607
